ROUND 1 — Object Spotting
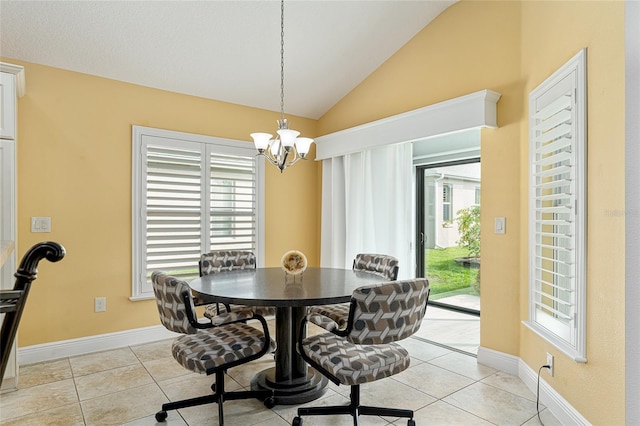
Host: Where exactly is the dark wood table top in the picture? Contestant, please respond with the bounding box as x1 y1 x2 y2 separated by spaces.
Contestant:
189 267 387 308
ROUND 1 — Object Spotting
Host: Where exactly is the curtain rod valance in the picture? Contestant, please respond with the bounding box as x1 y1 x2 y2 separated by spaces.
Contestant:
315 89 501 161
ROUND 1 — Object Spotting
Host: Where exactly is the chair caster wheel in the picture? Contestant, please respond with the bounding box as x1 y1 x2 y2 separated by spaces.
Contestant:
264 396 276 409
408 419 416 426
155 411 168 422
292 416 303 426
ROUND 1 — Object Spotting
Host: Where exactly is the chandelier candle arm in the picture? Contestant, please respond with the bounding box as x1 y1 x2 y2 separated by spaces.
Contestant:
249 0 314 173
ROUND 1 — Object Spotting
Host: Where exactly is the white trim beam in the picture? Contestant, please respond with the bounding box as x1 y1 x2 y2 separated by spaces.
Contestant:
315 89 501 160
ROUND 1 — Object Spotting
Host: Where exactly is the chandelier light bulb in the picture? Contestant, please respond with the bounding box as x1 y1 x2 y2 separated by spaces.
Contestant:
294 137 313 157
251 133 272 152
277 128 300 149
270 139 281 156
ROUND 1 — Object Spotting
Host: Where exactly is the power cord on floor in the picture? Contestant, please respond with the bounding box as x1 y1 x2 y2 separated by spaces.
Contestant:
537 365 551 426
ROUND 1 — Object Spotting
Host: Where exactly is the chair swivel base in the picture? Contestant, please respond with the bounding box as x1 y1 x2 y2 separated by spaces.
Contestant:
155 371 275 425
291 384 416 426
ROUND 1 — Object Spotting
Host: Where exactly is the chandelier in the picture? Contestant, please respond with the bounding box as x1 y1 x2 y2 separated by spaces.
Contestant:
250 0 314 173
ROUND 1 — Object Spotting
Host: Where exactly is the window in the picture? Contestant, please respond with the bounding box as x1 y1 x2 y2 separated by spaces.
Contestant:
526 49 587 361
442 183 453 222
475 187 481 205
132 126 264 300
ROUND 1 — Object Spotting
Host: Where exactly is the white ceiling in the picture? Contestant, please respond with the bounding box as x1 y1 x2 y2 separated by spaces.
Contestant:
0 0 455 119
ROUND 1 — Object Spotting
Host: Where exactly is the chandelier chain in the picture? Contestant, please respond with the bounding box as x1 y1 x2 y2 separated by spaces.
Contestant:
250 0 313 173
280 0 285 123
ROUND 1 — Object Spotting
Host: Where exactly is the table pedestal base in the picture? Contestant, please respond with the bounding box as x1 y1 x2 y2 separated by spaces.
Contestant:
250 367 328 405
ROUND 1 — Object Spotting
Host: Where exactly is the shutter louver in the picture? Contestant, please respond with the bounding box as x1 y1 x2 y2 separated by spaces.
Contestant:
532 88 575 342
209 152 257 252
527 49 586 362
145 145 202 280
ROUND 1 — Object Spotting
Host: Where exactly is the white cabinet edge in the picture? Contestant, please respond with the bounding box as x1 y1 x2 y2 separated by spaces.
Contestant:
0 62 26 97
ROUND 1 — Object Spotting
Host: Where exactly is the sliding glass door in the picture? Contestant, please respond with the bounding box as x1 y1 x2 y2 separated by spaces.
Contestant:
416 159 481 314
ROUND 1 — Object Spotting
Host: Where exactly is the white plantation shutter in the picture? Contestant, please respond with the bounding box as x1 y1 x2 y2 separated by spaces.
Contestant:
527 49 587 361
145 142 203 281
132 127 264 299
209 152 257 251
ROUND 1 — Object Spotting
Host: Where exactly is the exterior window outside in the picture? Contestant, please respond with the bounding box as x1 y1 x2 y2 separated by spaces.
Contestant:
442 184 453 223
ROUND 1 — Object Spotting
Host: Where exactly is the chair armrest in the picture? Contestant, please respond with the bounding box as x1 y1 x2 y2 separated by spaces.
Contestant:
209 309 257 326
210 309 273 354
307 313 339 333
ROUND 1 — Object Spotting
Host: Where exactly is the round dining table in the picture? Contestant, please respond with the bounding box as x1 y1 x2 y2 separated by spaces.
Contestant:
189 267 387 405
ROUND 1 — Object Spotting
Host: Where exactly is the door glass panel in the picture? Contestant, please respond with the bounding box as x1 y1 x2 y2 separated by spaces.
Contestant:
421 161 480 313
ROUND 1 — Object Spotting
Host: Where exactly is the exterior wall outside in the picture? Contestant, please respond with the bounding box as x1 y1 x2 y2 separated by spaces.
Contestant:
430 176 479 249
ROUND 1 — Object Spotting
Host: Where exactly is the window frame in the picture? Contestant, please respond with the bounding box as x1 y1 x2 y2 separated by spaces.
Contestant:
442 183 453 222
131 126 264 300
525 49 587 362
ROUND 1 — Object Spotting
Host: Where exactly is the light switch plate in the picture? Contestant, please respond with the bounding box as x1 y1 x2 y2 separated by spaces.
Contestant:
494 217 506 234
31 217 51 233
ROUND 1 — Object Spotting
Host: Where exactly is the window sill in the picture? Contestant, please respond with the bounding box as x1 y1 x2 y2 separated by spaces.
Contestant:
522 320 587 363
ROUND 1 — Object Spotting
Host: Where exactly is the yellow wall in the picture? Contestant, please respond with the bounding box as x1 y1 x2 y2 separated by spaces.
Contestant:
2 59 320 346
318 1 625 424
519 2 625 424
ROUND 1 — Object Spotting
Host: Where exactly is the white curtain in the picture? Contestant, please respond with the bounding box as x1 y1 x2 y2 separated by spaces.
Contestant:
320 143 414 279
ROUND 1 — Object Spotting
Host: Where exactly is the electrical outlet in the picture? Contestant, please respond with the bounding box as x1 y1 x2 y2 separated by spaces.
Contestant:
546 352 554 377
95 297 106 313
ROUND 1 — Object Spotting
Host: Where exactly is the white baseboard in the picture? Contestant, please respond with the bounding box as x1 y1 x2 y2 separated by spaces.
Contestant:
477 346 520 375
518 361 591 425
477 346 590 426
18 325 178 365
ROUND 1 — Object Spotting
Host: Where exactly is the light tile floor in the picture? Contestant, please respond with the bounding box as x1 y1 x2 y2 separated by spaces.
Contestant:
0 309 561 426
417 305 481 356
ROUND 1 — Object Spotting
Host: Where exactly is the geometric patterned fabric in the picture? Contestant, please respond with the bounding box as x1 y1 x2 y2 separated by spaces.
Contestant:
348 278 428 344
151 271 199 335
300 278 429 386
352 253 399 281
300 333 410 386
198 250 275 319
309 253 400 329
199 250 256 275
205 302 275 320
151 271 270 376
171 322 269 375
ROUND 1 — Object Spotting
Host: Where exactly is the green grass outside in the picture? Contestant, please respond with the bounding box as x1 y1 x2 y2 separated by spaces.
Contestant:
425 246 479 299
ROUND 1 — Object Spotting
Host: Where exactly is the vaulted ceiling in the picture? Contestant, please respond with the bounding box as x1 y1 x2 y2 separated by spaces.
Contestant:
0 0 455 119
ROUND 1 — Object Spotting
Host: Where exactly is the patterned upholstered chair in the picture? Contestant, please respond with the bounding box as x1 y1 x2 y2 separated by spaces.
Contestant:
196 250 275 319
309 253 399 330
151 271 275 424
293 278 429 426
